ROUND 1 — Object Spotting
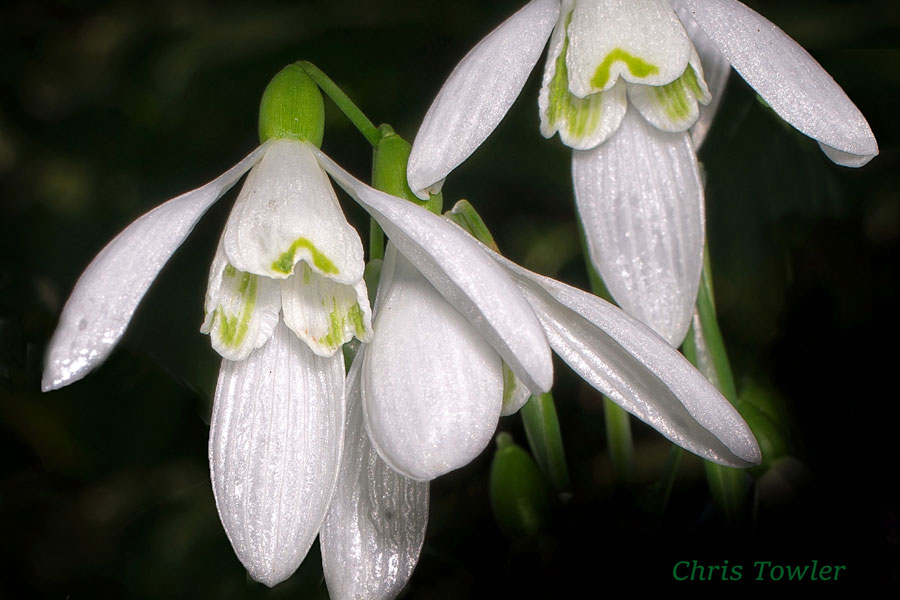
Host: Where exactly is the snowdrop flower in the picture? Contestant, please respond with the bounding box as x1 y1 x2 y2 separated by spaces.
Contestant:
41 63 559 591
320 156 762 475
408 0 877 345
315 154 555 482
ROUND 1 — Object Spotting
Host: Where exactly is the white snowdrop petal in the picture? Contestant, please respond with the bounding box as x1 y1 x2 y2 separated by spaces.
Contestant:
677 0 877 165
223 139 365 283
361 247 504 481
407 0 559 198
42 143 269 392
566 0 693 96
315 149 554 395
496 255 760 467
209 320 345 587
572 107 703 347
672 1 732 148
201 235 281 361
321 349 429 600
281 264 373 357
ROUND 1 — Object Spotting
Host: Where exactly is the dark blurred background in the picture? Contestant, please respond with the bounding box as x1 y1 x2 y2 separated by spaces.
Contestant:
1 0 898 598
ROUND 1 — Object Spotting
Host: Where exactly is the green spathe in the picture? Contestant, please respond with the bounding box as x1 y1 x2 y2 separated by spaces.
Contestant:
258 64 325 146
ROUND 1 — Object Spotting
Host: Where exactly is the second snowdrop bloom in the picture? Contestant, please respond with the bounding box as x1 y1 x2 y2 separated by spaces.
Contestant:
408 0 877 346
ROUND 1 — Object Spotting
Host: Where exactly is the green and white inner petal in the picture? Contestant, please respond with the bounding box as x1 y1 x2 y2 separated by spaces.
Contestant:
628 48 711 132
223 139 365 284
281 263 373 358
539 2 627 150
566 0 693 96
500 363 532 416
202 236 281 361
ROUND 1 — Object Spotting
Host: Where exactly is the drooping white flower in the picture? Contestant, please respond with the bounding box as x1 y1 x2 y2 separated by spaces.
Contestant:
318 157 761 475
41 133 553 590
407 0 877 345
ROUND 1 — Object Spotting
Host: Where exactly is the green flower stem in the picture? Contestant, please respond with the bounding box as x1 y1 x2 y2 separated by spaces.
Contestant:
295 61 380 147
682 246 747 523
578 224 634 483
604 396 634 484
369 219 385 261
521 393 571 495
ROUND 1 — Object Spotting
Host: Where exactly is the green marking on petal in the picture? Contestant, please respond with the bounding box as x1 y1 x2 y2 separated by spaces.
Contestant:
502 363 518 407
348 303 366 338
271 237 338 276
591 48 659 90
682 67 703 99
546 12 606 142
322 301 343 349
650 67 704 122
215 265 259 349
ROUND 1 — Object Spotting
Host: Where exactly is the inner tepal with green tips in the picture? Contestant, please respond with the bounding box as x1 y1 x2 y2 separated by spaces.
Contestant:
540 0 711 149
201 64 373 361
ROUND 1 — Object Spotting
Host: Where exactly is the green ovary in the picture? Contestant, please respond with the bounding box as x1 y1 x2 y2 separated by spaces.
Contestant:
591 48 659 90
272 237 338 276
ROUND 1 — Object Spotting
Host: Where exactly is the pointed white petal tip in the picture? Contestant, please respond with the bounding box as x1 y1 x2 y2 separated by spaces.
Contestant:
486 250 759 468
42 143 271 392
407 0 559 198
677 0 878 168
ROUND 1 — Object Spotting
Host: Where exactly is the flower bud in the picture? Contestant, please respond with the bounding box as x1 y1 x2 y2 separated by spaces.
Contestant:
489 432 552 539
258 64 325 146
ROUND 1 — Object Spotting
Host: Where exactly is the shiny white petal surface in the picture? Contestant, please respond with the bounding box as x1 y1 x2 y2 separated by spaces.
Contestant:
572 107 704 347
281 264 373 357
567 0 693 95
678 0 877 166
42 143 269 392
224 139 364 283
316 149 553 394
321 349 429 600
209 321 346 587
539 3 628 150
361 247 504 481
672 2 732 148
201 236 281 361
407 0 559 198
628 49 711 133
496 255 760 467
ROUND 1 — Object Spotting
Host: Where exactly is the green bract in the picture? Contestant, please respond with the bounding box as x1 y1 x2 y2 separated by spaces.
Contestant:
258 64 325 146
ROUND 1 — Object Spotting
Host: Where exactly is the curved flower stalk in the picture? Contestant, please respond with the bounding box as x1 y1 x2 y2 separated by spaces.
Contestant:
407 0 877 345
